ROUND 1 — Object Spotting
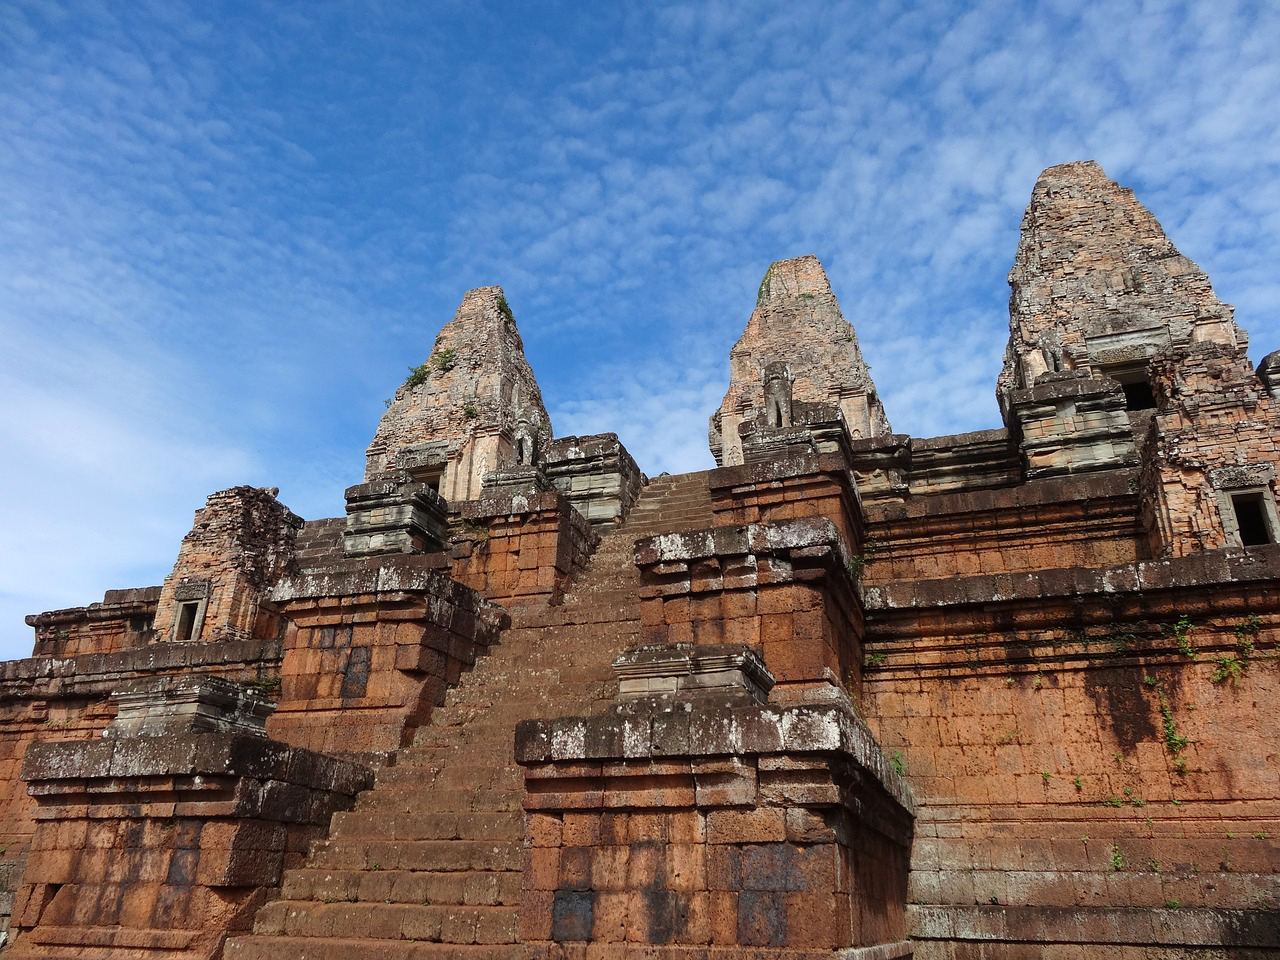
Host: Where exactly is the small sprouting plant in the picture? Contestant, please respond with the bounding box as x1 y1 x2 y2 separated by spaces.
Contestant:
1110 847 1125 871
369 861 382 871
1143 674 1158 687
1108 625 1138 652
1233 614 1261 650
462 402 479 419
1164 616 1196 658
864 652 887 669
1073 777 1083 792
1032 674 1044 690
1161 701 1188 755
1213 615 1261 684
888 750 906 775
1211 654 1245 685
1148 859 1162 872
1040 771 1051 785
1102 797 1124 808
1164 900 1180 910
1253 831 1268 840
845 538 880 580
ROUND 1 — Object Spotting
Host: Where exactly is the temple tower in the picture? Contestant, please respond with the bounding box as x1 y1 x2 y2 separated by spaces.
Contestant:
364 286 551 502
710 255 890 466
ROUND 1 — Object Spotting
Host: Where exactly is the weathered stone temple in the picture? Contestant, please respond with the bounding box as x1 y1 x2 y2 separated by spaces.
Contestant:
1 161 1276 958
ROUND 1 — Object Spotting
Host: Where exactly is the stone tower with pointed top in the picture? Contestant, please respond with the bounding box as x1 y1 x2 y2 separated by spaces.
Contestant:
999 160 1246 414
364 285 551 503
710 255 890 467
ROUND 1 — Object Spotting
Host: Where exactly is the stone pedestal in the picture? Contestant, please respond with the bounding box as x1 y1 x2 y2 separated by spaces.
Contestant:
516 698 914 958
634 518 864 701
343 474 448 557
449 490 599 607
7 680 371 960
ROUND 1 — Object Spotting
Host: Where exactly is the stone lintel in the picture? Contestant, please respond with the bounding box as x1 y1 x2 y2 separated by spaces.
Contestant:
634 517 849 571
863 542 1280 613
515 700 914 814
480 464 552 498
22 731 372 804
613 643 775 703
909 904 1279 950
105 676 275 739
269 555 457 604
455 489 567 523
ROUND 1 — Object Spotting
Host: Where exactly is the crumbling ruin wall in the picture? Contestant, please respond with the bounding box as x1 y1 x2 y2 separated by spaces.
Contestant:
1142 342 1280 557
151 486 302 645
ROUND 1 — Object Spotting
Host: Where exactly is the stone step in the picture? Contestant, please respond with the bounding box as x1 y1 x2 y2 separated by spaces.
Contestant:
307 839 521 873
353 787 522 815
329 810 524 842
251 900 518 943
227 936 518 959
280 867 521 907
231 471 719 953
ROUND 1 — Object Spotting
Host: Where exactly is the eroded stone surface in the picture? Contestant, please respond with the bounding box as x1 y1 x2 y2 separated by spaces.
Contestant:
710 255 890 466
999 160 1246 415
365 285 551 502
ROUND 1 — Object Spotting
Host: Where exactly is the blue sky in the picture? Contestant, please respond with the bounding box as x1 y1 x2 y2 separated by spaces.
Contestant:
2 0 1279 658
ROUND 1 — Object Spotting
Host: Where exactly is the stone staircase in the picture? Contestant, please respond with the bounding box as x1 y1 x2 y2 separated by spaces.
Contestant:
225 471 713 959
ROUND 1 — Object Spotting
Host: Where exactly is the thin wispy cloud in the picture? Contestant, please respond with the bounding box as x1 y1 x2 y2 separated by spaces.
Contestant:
1 0 1278 657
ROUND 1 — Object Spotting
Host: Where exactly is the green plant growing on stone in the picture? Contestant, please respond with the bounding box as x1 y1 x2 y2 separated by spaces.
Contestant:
756 266 773 306
462 402 479 419
496 294 514 324
431 347 457 373
1163 615 1196 658
1040 771 1051 785
1160 698 1188 757
864 651 886 669
405 361 433 389
1107 624 1139 652
1110 846 1125 871
846 538 879 580
1073 776 1083 792
1211 654 1245 685
1212 615 1261 684
1164 900 1180 910
888 750 906 775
